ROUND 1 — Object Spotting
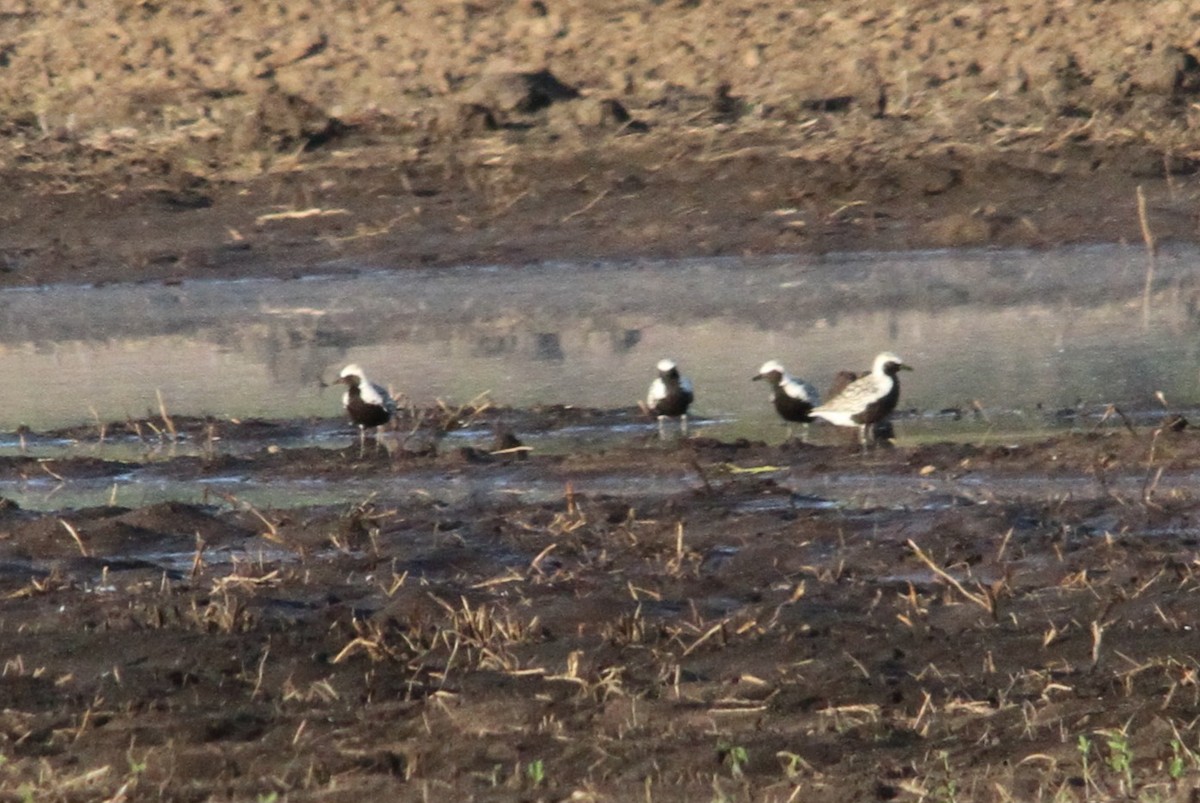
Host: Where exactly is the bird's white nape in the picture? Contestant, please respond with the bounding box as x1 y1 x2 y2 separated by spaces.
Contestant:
358 380 390 409
872 352 905 374
757 359 785 376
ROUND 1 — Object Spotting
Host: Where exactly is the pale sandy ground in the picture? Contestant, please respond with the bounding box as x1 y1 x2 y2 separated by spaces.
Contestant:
0 1 1197 285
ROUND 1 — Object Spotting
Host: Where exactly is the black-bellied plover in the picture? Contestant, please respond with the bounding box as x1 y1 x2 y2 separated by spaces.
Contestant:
753 360 820 439
810 352 910 447
647 358 694 438
337 363 397 448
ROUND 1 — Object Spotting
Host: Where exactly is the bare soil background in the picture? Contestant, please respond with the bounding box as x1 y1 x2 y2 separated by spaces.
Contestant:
0 1 1198 285
4 3 1200 802
5 412 1200 801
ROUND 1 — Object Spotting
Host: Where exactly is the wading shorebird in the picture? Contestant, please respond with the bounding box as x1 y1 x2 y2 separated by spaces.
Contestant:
810 351 911 447
753 360 820 440
646 358 694 438
337 363 397 449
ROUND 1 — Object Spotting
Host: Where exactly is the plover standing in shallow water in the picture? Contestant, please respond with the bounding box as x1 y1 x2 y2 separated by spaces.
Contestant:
753 360 820 439
810 351 911 447
337 363 397 448
647 358 694 438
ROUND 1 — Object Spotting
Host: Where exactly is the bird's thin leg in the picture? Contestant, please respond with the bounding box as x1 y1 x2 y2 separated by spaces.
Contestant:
359 426 367 456
785 424 795 442
657 415 667 439
681 414 689 437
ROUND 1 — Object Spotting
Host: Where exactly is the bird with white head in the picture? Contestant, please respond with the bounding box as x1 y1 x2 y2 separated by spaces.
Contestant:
809 352 911 447
753 359 820 440
337 363 397 449
646 358 694 438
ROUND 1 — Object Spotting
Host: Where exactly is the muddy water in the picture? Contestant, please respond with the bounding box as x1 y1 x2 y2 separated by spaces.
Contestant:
6 462 708 513
2 245 1197 440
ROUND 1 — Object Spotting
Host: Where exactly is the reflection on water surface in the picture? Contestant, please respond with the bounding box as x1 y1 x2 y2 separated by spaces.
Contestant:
2 246 1199 442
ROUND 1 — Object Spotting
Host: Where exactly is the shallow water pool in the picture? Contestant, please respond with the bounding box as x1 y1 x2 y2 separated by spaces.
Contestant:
1 244 1196 445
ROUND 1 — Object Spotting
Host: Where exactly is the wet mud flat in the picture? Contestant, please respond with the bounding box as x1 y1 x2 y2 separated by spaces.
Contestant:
3 411 1200 800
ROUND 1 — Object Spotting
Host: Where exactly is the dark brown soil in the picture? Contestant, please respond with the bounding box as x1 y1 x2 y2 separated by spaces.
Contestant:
3 411 1200 801
3 2 1200 800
